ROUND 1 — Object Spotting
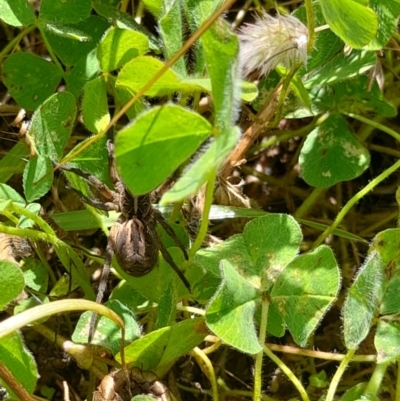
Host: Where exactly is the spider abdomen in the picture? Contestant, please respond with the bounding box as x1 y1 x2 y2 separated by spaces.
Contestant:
109 219 158 277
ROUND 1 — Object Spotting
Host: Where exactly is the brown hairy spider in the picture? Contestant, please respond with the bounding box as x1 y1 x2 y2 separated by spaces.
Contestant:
57 140 190 339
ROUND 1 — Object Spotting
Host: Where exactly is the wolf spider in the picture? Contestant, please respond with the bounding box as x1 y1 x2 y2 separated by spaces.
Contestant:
58 140 190 338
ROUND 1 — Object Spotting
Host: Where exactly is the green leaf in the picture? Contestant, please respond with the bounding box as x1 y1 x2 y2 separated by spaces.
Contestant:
116 105 212 195
381 275 400 315
375 320 400 363
114 81 146 120
182 78 258 103
41 15 109 66
117 56 184 96
154 280 176 330
314 76 396 117
370 229 400 315
49 274 80 298
141 0 162 18
0 332 38 397
159 0 186 76
72 300 140 353
0 183 25 204
2 53 62 110
370 228 400 266
65 135 111 187
309 370 328 388
23 155 53 203
110 282 148 313
299 114 370 188
0 0 35 26
0 142 28 184
161 126 238 204
39 0 92 24
366 0 400 50
97 27 149 72
119 318 208 369
93 0 161 52
188 236 246 303
319 0 378 48
190 213 301 308
66 49 100 98
28 92 77 160
304 50 377 87
341 383 368 401
0 261 25 310
342 251 385 349
82 76 110 133
0 142 29 184
242 214 302 290
206 260 261 354
271 246 340 346
22 258 48 293
201 21 240 129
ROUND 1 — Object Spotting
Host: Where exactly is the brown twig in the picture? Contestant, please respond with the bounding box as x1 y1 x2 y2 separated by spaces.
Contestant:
219 83 281 179
0 360 35 401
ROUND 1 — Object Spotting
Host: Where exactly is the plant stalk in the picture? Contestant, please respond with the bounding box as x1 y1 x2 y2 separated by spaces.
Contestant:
191 347 219 401
313 158 400 247
263 345 310 401
325 348 355 401
254 299 269 401
364 359 389 397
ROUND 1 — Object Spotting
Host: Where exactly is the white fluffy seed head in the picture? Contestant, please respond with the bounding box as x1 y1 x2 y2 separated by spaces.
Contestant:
238 12 308 77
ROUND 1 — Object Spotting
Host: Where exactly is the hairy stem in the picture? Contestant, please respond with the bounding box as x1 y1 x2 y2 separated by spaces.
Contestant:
254 298 269 401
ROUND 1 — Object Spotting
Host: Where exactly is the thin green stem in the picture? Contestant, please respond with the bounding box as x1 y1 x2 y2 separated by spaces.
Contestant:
254 299 269 401
344 112 400 143
270 65 300 127
36 23 65 79
0 25 36 61
253 119 315 152
0 224 55 243
9 202 56 236
266 343 376 362
0 223 94 300
2 209 19 225
263 345 310 401
304 0 315 54
325 348 355 401
294 187 327 219
168 199 184 224
188 169 216 262
313 158 400 247
364 360 389 396
192 347 219 401
35 245 57 285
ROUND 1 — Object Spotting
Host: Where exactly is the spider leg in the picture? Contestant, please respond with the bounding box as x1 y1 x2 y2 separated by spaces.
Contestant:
66 186 118 212
154 210 188 260
88 243 113 342
54 161 115 201
147 224 191 291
